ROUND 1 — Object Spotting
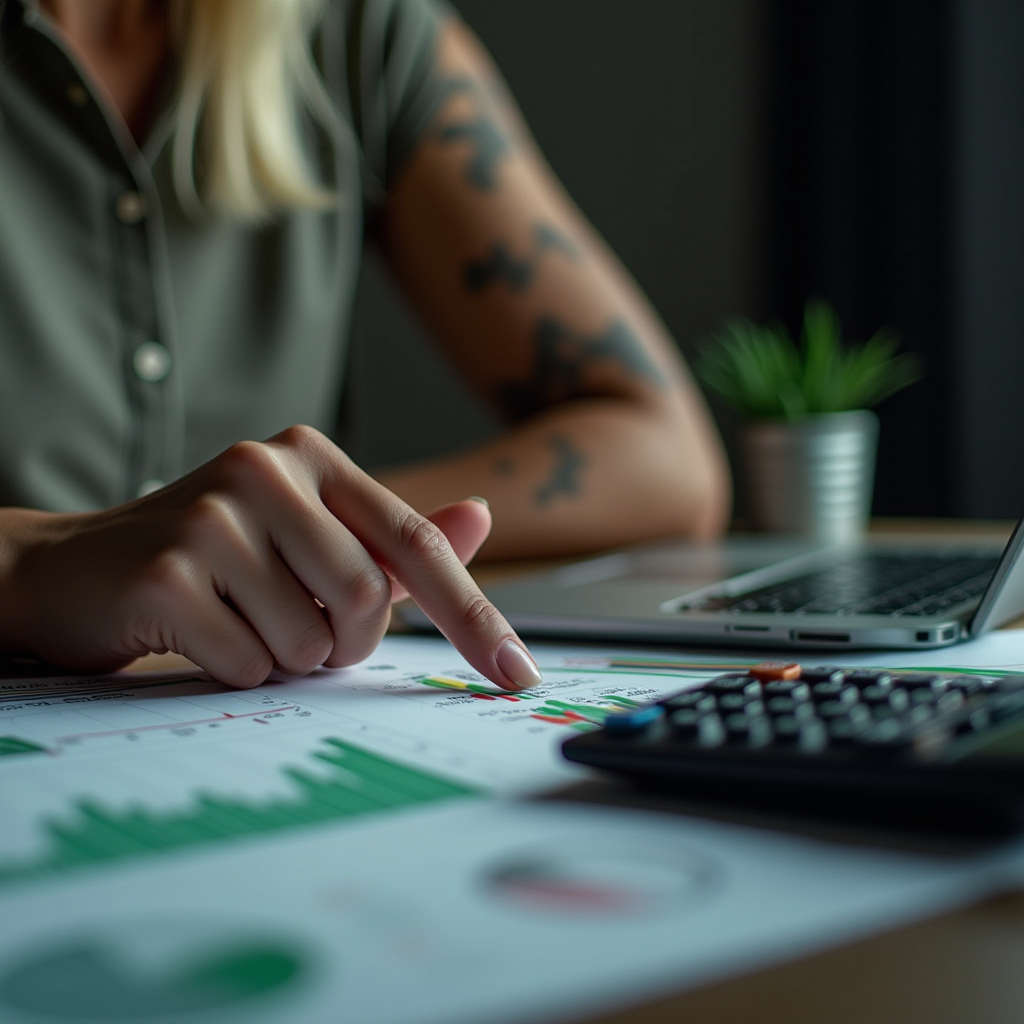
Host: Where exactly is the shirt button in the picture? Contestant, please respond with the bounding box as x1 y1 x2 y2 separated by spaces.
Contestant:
133 341 172 383
137 479 165 498
115 191 147 225
66 82 89 107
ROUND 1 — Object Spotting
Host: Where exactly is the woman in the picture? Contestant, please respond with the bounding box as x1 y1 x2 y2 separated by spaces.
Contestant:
0 0 730 691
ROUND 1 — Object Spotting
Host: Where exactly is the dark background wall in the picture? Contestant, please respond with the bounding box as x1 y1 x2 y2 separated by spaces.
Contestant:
341 0 1024 522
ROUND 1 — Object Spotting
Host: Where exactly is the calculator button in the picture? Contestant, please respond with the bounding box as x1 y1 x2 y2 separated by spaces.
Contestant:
989 675 1024 692
890 689 910 709
935 690 966 714
668 709 702 735
812 682 860 704
929 676 973 694
988 692 1024 722
724 713 772 747
907 705 937 727
706 676 761 697
955 707 991 734
845 670 893 689
945 678 985 696
797 719 829 753
747 717 774 748
910 688 939 705
765 695 803 715
855 719 911 749
861 685 897 704
763 680 811 701
664 692 717 713
870 705 902 723
772 715 802 742
602 705 665 736
817 700 859 719
799 667 845 685
724 712 753 736
889 673 940 689
698 715 727 747
717 692 756 713
750 662 802 682
828 716 868 742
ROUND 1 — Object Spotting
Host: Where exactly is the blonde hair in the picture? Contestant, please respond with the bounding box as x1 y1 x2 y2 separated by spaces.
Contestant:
169 0 342 221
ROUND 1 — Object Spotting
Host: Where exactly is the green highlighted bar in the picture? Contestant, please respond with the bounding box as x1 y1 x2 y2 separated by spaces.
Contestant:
0 739 478 890
0 736 49 757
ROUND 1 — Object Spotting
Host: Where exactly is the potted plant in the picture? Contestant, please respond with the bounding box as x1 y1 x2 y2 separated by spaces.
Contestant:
697 300 921 543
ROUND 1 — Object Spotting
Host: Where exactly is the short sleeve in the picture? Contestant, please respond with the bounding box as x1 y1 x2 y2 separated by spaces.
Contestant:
329 0 453 216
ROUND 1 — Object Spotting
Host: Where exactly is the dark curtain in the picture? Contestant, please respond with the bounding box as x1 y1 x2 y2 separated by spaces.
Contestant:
764 0 954 516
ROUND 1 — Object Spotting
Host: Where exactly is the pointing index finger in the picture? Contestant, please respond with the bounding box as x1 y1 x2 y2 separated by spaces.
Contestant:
322 463 542 691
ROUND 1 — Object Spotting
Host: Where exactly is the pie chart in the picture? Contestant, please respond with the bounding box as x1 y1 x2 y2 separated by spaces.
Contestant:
0 920 308 1020
486 841 719 916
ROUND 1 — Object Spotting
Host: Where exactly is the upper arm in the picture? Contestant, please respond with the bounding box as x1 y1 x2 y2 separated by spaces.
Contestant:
375 15 694 423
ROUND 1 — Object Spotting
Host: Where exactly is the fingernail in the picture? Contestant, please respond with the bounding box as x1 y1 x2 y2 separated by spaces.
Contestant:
496 638 542 690
466 495 490 509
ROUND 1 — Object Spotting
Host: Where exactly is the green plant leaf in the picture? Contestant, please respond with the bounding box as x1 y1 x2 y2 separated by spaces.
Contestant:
696 301 922 420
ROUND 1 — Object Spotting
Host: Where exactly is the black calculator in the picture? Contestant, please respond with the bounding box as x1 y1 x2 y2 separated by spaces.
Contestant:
561 662 1024 833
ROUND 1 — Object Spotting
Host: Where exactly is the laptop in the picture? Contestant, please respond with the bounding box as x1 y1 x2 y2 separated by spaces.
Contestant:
403 515 1024 651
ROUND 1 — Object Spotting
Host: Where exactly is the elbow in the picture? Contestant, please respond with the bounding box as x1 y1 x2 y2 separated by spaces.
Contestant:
690 451 732 540
668 415 733 541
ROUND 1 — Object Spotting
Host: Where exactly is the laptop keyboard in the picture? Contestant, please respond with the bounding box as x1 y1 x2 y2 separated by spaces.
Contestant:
681 554 999 617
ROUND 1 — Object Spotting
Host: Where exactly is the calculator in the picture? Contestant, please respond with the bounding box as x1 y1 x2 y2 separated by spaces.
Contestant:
561 662 1024 833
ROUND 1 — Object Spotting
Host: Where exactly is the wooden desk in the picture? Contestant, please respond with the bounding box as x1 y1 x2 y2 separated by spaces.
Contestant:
14 519 1024 1023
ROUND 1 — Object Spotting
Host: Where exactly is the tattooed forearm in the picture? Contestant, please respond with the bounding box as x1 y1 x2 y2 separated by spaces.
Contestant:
497 318 667 420
435 75 511 191
465 224 580 293
534 435 587 507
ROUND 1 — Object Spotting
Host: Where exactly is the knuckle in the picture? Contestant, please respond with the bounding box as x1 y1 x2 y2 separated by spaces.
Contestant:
134 550 197 610
231 646 274 688
219 439 284 490
397 512 450 565
176 491 245 557
324 616 389 670
282 616 334 673
276 424 330 459
180 494 241 548
459 592 501 633
346 563 393 621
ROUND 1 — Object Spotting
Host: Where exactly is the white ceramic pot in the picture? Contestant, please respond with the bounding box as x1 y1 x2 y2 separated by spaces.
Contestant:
740 410 879 545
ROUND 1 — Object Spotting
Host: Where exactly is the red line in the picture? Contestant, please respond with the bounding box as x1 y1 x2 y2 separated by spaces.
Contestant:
55 706 299 741
471 693 496 701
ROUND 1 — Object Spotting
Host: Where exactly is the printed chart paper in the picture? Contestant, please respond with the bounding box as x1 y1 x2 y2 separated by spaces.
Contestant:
0 635 1022 1024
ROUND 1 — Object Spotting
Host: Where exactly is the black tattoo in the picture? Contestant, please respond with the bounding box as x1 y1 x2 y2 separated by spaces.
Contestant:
534 435 587 507
493 455 515 476
435 76 510 191
497 318 666 420
465 224 580 293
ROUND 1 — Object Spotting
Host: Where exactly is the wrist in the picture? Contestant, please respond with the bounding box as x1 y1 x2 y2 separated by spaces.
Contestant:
0 508 80 656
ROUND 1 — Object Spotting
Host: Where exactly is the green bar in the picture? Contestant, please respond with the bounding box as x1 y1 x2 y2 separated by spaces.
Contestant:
1 737 480 890
0 736 49 756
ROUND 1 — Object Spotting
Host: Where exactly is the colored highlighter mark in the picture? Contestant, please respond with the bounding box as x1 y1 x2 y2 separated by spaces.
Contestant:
418 676 537 699
529 695 643 730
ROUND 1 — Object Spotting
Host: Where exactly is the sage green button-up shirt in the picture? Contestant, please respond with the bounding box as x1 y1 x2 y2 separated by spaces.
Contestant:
0 0 445 511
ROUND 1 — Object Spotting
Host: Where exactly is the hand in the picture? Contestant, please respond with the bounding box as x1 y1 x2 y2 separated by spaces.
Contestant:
3 426 542 690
